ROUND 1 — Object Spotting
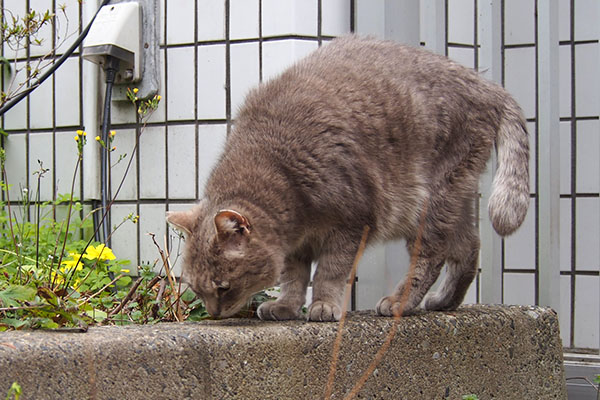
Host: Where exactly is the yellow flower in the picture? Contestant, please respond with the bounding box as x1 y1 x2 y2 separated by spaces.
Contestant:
133 88 139 94
76 130 85 136
51 271 64 284
110 130 116 137
156 95 162 101
74 135 79 141
83 244 116 261
120 269 130 274
61 252 84 271
95 136 101 141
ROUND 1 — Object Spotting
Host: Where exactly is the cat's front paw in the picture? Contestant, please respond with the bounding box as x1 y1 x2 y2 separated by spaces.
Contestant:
307 301 341 322
257 301 301 320
376 296 415 317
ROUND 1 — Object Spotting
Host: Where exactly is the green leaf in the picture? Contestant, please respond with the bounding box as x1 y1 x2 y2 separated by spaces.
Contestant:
180 288 196 303
0 318 28 330
187 305 209 321
0 285 37 308
6 381 22 400
116 276 132 287
139 266 156 281
101 296 114 309
187 298 204 309
111 314 132 326
38 318 59 329
126 301 138 310
91 309 107 322
36 287 59 307
109 263 122 274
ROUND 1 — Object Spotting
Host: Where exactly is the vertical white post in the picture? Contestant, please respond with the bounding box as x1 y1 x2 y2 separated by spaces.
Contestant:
82 0 101 201
355 0 420 46
384 0 421 46
597 0 600 356
537 1 560 313
421 0 446 55
478 0 503 304
354 0 386 38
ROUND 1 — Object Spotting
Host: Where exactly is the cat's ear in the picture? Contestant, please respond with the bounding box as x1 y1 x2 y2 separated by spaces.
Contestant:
166 206 204 236
214 210 252 258
214 209 251 237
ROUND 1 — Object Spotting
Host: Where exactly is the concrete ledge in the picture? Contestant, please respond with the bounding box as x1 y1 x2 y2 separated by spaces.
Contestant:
0 305 566 399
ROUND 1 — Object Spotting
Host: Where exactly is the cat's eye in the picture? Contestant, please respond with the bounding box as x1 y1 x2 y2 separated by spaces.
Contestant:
212 279 230 292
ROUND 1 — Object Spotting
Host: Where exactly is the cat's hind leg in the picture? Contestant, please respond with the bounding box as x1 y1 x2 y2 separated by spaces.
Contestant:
422 236 479 311
376 242 446 317
423 201 480 311
257 254 311 320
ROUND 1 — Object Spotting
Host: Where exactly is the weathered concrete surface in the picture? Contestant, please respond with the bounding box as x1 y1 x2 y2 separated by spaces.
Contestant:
0 305 566 399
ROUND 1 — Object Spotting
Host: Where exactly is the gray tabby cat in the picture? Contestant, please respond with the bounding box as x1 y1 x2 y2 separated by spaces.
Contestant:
166 35 529 321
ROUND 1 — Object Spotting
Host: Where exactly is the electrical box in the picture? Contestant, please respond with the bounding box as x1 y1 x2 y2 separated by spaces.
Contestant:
83 0 160 101
83 2 142 83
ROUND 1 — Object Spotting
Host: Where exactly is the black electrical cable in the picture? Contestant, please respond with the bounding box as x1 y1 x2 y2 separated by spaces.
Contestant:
99 55 119 247
0 0 111 116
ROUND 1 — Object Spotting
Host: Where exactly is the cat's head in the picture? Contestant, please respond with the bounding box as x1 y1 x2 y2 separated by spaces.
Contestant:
166 204 281 318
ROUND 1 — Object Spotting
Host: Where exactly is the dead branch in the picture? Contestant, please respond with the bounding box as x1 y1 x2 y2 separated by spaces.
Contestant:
343 201 428 400
324 226 370 399
108 274 161 317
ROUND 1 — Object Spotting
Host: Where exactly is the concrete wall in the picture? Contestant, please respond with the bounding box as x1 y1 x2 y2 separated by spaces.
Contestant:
0 305 566 399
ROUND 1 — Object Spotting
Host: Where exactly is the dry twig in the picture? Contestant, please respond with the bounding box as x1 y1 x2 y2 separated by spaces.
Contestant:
343 203 428 400
108 275 161 317
323 202 428 399
148 232 182 321
324 226 370 399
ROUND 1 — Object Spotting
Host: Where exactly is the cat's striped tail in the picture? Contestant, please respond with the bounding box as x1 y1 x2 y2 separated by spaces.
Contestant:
488 100 530 237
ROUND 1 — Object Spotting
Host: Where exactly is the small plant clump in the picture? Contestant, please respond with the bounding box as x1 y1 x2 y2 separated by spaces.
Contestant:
4 382 21 400
0 86 272 331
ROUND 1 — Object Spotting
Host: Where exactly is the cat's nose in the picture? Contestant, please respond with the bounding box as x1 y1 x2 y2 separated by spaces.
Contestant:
206 302 221 318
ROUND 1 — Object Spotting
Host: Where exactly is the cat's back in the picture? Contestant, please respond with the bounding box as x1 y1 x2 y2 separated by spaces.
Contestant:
213 36 510 236
235 35 503 146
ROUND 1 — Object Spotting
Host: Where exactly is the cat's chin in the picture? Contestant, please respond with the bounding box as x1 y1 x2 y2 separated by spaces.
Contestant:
210 294 256 319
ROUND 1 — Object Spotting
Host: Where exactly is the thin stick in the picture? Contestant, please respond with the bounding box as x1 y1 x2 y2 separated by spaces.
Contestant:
323 226 370 399
163 234 182 319
80 274 124 305
343 203 428 400
0 304 48 312
149 232 181 322
108 275 162 317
